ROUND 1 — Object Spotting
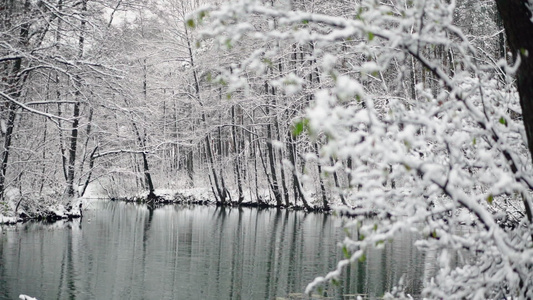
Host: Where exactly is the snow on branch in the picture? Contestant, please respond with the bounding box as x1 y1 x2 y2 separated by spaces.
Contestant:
201 0 533 298
0 91 72 124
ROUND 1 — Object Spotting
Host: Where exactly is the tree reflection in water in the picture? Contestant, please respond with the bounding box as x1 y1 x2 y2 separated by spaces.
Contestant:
0 200 432 299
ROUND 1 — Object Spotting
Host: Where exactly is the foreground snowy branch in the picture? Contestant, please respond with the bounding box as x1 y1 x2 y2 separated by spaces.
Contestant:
198 0 533 298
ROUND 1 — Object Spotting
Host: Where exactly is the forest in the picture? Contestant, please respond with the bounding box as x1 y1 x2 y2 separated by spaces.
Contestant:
1 0 533 298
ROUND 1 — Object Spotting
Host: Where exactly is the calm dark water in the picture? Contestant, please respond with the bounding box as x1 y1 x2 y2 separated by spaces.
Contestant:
0 200 431 299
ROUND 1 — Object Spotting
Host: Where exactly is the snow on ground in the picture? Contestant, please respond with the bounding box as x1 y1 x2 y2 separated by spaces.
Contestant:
0 185 84 224
0 214 18 225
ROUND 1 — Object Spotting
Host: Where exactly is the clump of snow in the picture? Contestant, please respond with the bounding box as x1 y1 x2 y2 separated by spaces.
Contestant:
0 214 18 225
271 140 284 149
47 205 67 219
334 75 365 101
321 53 337 71
19 295 37 300
360 61 381 77
270 73 304 96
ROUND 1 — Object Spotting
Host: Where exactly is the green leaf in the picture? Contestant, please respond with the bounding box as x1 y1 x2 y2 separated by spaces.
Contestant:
331 278 340 287
292 118 310 136
329 71 338 82
218 78 227 86
199 10 207 20
302 19 309 24
225 39 233 49
262 58 273 67
343 227 352 239
368 32 375 41
342 246 350 259
359 233 365 241
499 117 507 126
186 19 195 29
487 194 494 205
356 7 364 20
358 253 366 263
472 137 476 145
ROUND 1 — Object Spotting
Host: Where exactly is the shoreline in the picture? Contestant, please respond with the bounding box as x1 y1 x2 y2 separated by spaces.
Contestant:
112 191 334 213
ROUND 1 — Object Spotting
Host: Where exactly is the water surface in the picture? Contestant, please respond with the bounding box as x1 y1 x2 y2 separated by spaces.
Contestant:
0 200 431 299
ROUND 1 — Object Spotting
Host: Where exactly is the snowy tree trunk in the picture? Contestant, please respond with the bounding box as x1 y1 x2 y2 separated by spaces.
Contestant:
265 82 282 207
0 0 30 201
287 132 311 210
496 0 533 163
65 0 88 198
496 0 533 224
65 101 80 198
231 105 244 203
0 105 17 201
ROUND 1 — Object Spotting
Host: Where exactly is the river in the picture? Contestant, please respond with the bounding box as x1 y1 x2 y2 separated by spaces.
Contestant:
0 200 433 299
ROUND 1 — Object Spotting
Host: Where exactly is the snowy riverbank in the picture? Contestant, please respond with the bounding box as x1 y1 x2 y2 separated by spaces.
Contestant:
112 187 340 213
0 188 83 225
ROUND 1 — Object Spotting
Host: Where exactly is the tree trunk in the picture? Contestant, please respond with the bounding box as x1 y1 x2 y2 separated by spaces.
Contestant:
314 143 329 210
272 98 290 206
131 126 155 199
141 147 156 199
287 132 311 210
65 101 80 197
123 93 156 199
78 107 93 194
255 127 276 203
252 128 261 202
265 82 282 207
39 108 49 195
65 0 88 198
206 135 224 203
232 105 244 203
0 0 30 201
184 23 225 203
216 100 228 202
80 146 98 197
55 0 67 183
331 159 347 205
186 149 194 187
0 105 17 201
495 0 533 237
495 1 533 162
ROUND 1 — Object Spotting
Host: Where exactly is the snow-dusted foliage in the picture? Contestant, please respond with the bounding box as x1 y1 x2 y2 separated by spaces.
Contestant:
197 0 533 298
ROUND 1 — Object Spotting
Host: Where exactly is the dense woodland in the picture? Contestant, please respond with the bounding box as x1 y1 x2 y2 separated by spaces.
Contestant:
1 0 533 298
0 0 521 206
0 0 353 208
